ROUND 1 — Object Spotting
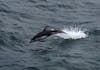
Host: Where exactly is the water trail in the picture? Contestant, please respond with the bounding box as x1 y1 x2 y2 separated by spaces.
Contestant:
55 26 88 39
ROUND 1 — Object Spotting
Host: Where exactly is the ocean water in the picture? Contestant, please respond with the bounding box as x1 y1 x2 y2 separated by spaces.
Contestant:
0 0 100 70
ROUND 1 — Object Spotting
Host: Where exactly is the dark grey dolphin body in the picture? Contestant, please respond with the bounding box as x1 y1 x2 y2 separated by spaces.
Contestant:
30 26 63 43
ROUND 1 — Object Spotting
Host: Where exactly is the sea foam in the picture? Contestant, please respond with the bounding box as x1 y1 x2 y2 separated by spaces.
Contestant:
55 26 88 39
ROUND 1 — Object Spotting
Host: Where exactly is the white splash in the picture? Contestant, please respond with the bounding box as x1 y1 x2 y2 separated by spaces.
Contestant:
55 26 88 39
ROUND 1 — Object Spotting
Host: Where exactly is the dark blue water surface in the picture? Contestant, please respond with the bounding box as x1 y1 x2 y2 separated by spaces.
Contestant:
0 0 100 70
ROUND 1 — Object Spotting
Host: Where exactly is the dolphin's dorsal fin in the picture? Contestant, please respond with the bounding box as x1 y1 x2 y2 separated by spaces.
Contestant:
43 26 50 31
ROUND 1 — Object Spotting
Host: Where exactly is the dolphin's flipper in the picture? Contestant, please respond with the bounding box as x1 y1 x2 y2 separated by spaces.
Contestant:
29 35 49 43
38 39 46 42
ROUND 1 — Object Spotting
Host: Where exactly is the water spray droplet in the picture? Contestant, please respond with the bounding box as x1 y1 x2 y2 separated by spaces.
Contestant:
55 26 88 39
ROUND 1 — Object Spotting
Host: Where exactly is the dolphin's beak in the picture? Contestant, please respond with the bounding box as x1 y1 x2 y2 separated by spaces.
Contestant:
29 40 33 43
29 39 37 43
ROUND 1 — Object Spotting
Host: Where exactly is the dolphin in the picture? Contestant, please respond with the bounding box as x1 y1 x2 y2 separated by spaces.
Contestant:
30 26 63 43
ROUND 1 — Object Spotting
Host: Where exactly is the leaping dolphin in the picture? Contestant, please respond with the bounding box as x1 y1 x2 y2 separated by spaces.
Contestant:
30 26 64 43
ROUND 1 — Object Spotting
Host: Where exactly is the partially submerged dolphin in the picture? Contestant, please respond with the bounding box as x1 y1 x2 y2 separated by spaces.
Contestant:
30 26 64 43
